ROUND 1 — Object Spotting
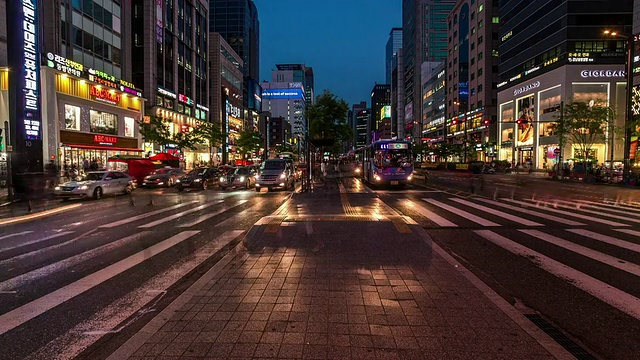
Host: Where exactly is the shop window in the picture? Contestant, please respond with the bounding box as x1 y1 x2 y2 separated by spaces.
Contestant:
124 117 135 137
185 107 192 116
156 95 163 106
539 122 556 137
164 99 173 109
178 104 185 113
64 104 81 131
90 110 118 135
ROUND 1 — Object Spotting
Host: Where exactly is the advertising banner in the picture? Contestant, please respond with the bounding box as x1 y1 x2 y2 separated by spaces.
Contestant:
516 95 534 146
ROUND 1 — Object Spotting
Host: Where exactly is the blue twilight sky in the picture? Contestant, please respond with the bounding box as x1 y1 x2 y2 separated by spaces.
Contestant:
253 0 402 107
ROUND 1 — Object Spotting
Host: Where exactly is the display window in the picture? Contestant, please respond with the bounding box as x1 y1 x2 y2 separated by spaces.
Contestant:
90 110 118 135
124 117 135 137
64 104 81 130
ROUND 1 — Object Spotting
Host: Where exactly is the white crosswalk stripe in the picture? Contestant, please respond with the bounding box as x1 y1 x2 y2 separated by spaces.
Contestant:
177 200 248 227
519 229 640 277
0 230 200 336
0 231 75 254
423 198 500 226
475 230 640 321
500 198 630 227
450 198 544 226
138 201 223 228
475 198 585 226
566 229 640 254
98 201 198 228
401 199 458 227
614 228 640 237
525 198 640 224
0 231 34 241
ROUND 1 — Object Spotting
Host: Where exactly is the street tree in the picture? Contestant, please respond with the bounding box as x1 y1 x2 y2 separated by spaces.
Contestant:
235 130 262 160
307 90 352 154
137 116 201 153
192 121 225 165
553 100 608 174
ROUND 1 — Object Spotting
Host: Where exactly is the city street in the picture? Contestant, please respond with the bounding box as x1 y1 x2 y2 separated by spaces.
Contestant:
0 173 639 359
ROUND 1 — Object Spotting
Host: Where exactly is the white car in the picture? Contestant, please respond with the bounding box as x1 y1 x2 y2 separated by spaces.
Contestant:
55 171 134 200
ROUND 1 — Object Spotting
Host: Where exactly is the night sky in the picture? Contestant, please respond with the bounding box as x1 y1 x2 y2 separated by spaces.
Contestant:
253 0 402 107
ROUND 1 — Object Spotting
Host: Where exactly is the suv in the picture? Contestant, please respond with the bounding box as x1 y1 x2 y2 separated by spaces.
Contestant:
176 167 220 191
256 159 295 191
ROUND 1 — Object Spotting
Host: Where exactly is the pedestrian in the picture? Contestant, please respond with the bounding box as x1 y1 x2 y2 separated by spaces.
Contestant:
82 158 89 173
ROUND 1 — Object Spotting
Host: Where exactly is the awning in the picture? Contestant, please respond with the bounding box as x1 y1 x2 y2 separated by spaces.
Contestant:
63 143 144 152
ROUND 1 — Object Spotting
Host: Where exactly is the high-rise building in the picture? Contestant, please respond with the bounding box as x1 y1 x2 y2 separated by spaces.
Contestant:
392 49 405 140
421 62 446 155
261 82 306 137
402 0 456 141
209 0 260 112
386 28 402 85
131 0 211 166
355 108 371 149
351 102 367 149
273 64 315 106
445 0 500 162
497 0 633 170
370 84 391 143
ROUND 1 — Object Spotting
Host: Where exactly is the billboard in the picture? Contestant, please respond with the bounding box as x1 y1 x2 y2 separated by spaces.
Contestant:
262 88 305 100
380 105 391 120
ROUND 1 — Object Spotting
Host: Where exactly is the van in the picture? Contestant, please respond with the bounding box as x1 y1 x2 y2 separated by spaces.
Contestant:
256 159 295 190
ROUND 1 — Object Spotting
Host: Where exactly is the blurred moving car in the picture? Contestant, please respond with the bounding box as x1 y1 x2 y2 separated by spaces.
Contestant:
142 168 184 188
219 166 258 190
255 159 295 191
176 168 221 191
54 171 134 200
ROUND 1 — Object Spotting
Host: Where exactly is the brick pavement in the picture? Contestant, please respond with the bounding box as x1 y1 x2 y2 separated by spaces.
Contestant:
117 181 571 360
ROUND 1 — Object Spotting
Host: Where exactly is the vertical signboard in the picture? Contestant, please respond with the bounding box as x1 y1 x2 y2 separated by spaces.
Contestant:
7 0 43 176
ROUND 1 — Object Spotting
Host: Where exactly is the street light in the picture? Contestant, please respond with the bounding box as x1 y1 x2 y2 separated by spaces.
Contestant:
604 29 634 184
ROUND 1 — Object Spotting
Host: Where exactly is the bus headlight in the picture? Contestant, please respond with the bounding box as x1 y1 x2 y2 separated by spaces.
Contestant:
407 173 413 181
374 174 381 181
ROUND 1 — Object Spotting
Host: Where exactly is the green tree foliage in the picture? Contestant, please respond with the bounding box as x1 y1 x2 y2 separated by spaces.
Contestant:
137 116 200 152
192 121 225 164
235 130 262 159
307 90 353 154
552 100 608 169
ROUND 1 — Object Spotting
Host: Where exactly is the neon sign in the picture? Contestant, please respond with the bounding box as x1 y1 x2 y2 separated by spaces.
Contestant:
93 134 118 145
178 94 194 105
90 86 122 104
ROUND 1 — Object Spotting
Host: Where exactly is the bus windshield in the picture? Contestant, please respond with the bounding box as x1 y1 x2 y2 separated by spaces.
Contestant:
375 149 412 168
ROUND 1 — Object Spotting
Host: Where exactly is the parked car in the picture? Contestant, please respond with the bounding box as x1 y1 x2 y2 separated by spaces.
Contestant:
176 168 221 191
54 171 134 200
220 166 258 190
142 168 184 188
255 159 296 191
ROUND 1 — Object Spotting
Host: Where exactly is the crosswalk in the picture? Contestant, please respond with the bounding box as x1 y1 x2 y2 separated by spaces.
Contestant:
393 194 640 321
0 196 277 359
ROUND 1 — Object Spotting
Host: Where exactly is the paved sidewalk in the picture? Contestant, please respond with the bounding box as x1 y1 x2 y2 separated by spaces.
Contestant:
112 179 571 360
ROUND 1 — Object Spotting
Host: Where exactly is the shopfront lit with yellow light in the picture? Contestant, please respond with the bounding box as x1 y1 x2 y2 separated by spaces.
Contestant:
498 65 626 170
40 53 145 171
152 107 210 169
226 101 244 163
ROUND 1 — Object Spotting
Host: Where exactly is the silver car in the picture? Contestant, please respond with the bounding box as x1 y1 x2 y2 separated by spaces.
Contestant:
54 171 134 200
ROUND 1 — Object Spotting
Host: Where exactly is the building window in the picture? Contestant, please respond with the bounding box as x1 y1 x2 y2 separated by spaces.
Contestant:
478 100 483 107
478 4 484 12
471 88 476 96
64 104 81 131
478 36 483 45
478 20 484 29
472 27 476 34
478 68 483 76
471 42 475 50
89 110 118 135
478 52 483 60
492 49 499 57
471 58 475 65
471 12 475 20
471 73 476 80
492 16 500 24
478 84 483 93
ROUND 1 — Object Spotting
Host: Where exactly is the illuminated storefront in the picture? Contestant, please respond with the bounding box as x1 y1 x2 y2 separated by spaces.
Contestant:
152 106 210 168
226 101 244 162
497 65 626 169
40 53 145 171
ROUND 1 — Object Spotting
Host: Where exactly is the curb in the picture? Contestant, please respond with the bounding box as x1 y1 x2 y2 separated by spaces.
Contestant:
0 203 83 226
410 224 575 360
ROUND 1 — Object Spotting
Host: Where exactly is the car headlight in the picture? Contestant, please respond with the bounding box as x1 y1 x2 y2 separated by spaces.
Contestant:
239 176 245 182
374 175 381 181
280 173 286 179
176 179 180 183
54 186 61 190
220 176 225 182
194 178 201 182
79 185 89 190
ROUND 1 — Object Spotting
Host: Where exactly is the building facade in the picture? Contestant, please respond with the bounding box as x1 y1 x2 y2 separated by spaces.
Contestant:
132 0 210 168
421 62 446 157
497 0 633 170
445 0 500 162
260 82 306 137
267 117 292 154
350 102 367 149
392 49 405 140
355 108 371 149
370 84 391 144
402 0 456 141
272 64 315 121
210 33 243 164
386 28 402 85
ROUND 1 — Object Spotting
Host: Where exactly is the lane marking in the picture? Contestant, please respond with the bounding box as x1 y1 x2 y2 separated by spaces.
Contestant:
0 232 74 254
520 229 640 277
501 198 630 227
475 198 585 226
0 231 200 336
138 201 222 228
423 198 500 227
0 204 82 226
177 200 248 228
475 230 640 321
0 232 152 291
451 198 543 226
0 231 34 241
525 199 640 224
25 230 244 360
614 229 640 237
98 201 197 228
567 229 640 254
400 199 458 227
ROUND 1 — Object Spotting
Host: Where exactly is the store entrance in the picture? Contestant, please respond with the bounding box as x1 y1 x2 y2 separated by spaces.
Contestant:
517 148 533 169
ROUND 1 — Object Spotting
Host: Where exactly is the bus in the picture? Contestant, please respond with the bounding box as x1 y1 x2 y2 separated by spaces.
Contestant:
355 140 413 186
